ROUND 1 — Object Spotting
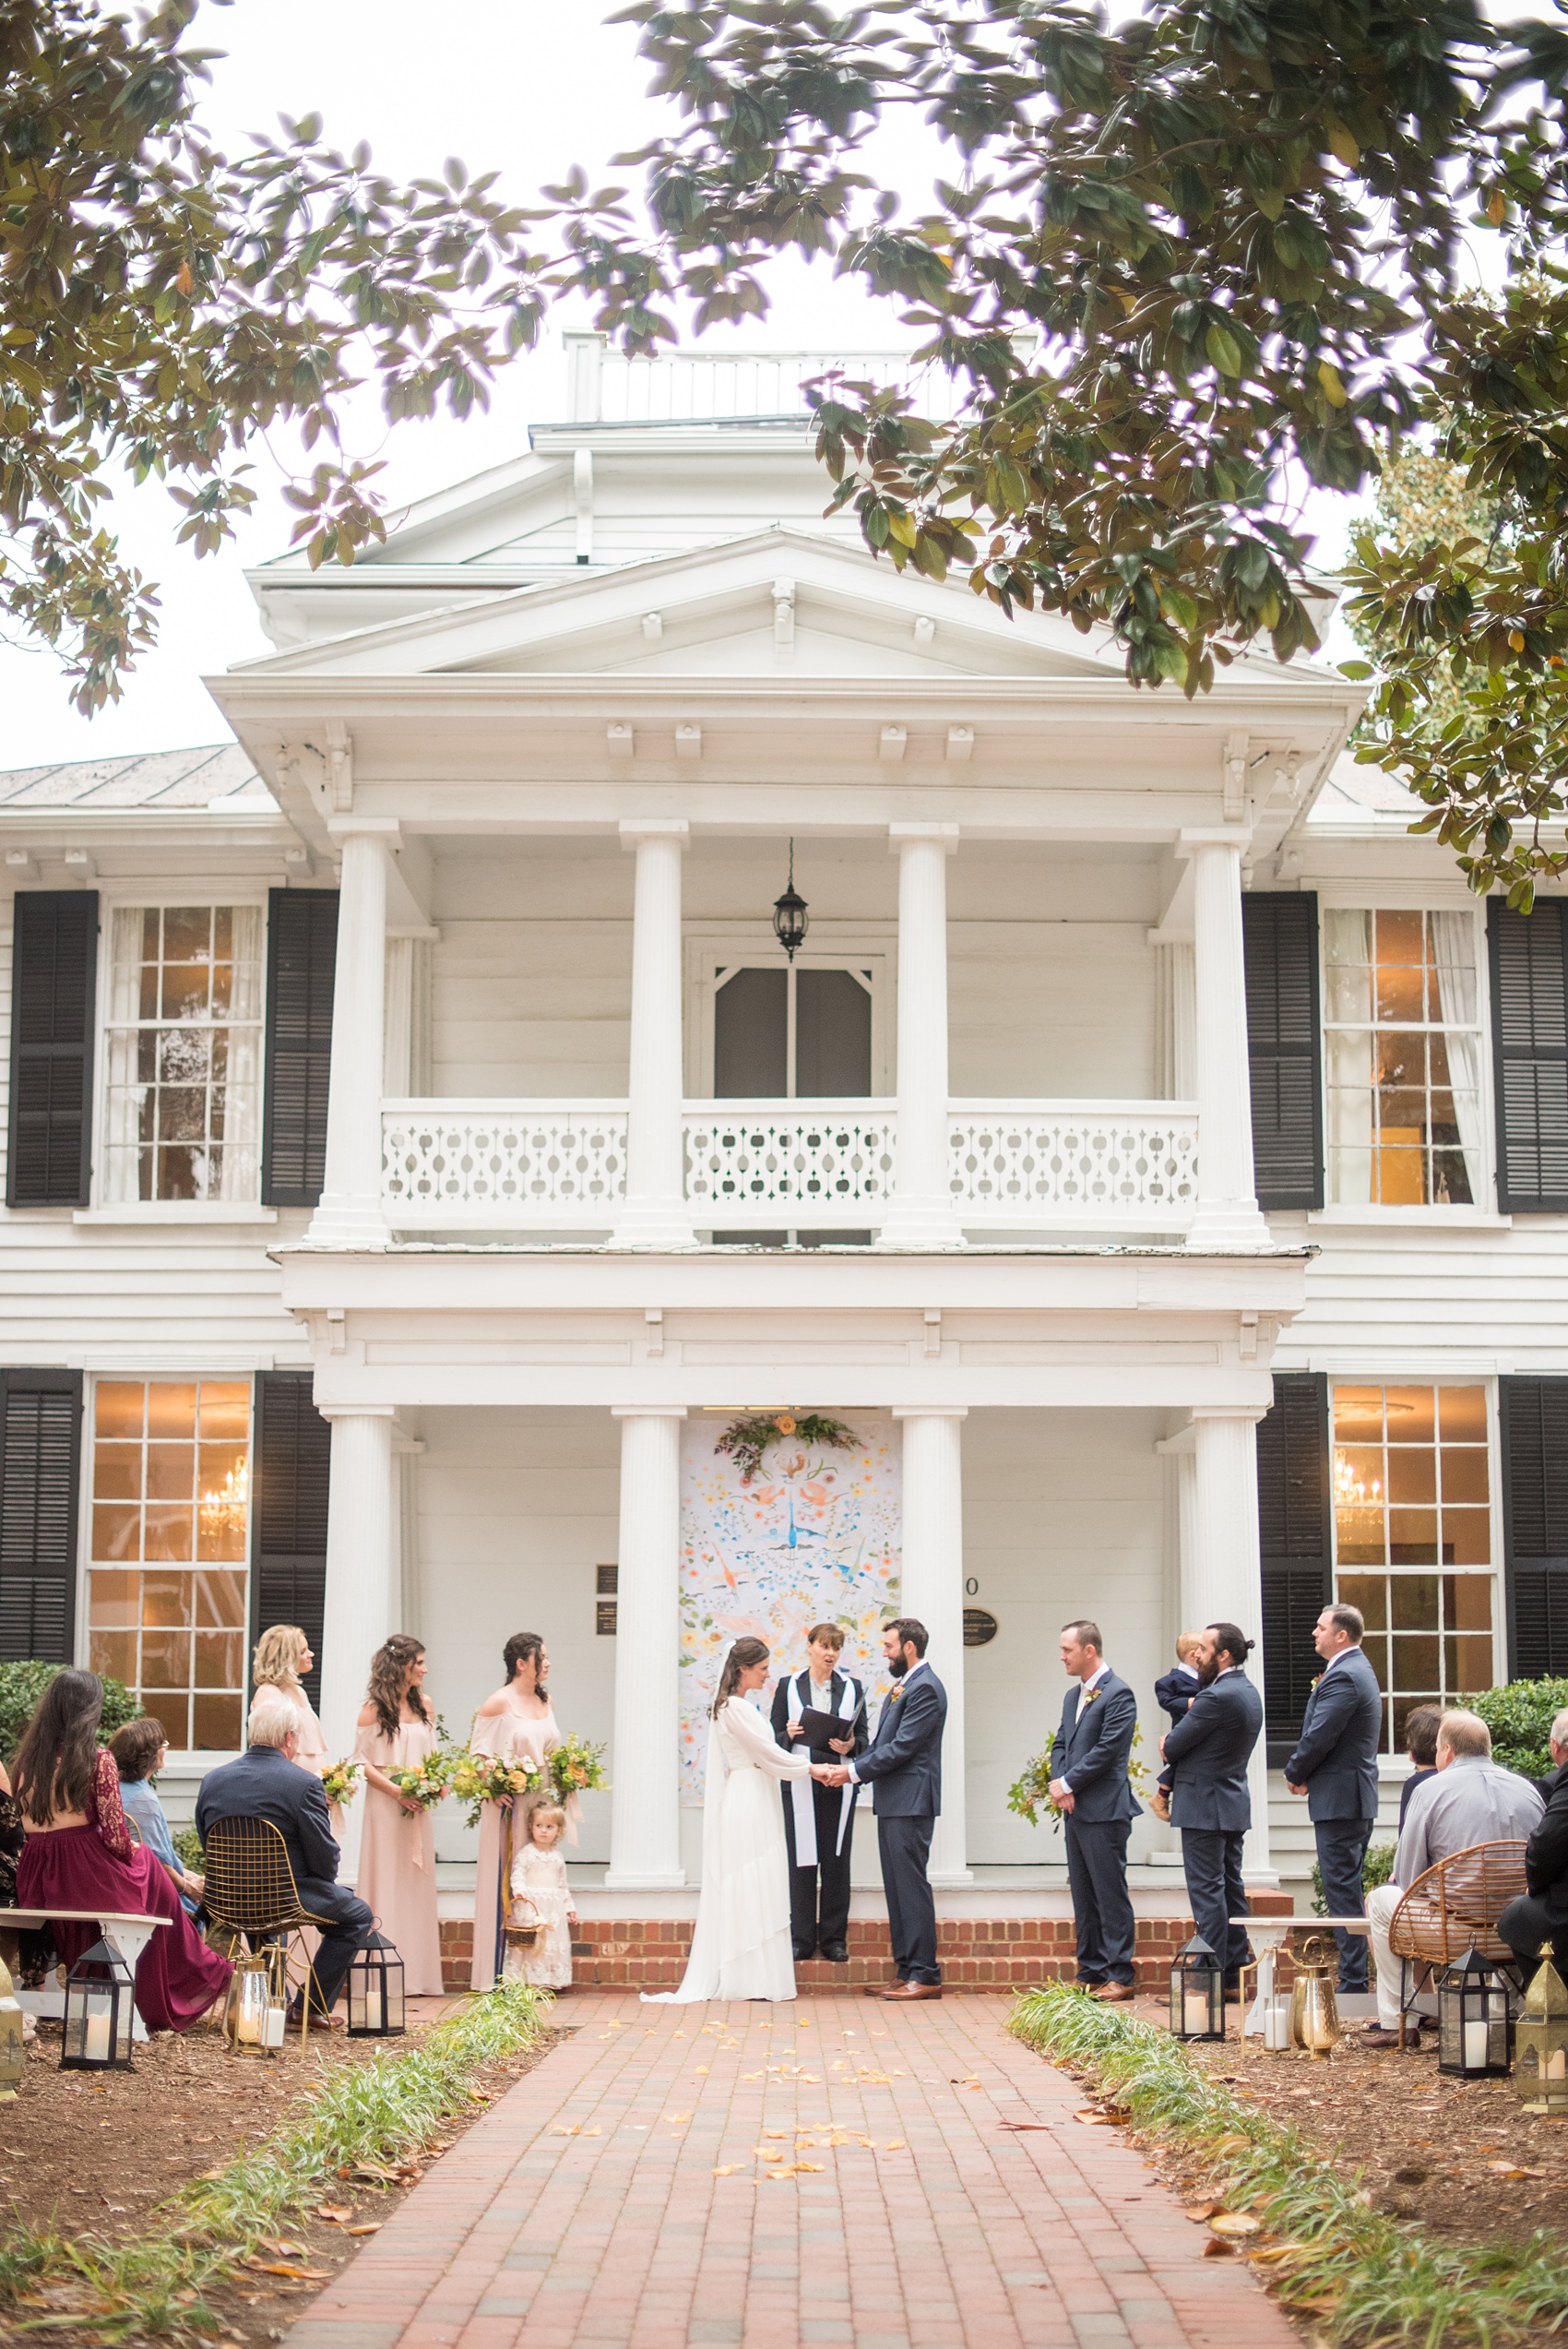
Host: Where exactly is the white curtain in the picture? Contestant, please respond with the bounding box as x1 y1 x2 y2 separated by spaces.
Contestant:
1430 911 1484 1207
101 907 147 1201
220 904 264 1201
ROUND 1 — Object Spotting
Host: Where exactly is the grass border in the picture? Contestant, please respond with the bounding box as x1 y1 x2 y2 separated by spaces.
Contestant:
1009 1984 1568 2349
0 1980 554 2343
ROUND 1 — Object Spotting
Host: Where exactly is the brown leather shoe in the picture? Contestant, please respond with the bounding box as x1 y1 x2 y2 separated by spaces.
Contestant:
878 1980 942 2001
1091 1983 1135 2003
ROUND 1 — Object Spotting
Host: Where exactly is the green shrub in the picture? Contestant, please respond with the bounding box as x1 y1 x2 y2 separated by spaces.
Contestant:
1312 1837 1396 1916
172 1823 204 1873
1462 1675 1568 1781
0 1660 137 1766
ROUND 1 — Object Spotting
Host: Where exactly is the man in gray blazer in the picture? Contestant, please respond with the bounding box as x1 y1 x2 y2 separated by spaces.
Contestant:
1159 1622 1265 1989
1283 1602 1384 1992
1048 1618 1141 2000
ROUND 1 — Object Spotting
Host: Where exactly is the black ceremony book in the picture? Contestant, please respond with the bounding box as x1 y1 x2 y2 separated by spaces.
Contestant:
795 1704 863 1751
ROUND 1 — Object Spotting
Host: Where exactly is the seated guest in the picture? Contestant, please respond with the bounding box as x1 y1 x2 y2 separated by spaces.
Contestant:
196 1699 372 2027
110 1719 203 1918
1501 1707 1568 1979
13 1669 232 2031
1397 1705 1443 1829
1361 1709 1544 2049
1154 1632 1204 1730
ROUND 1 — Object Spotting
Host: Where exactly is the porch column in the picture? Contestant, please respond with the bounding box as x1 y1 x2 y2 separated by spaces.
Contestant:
879 824 963 1249
1182 832 1269 1249
611 821 695 1249
606 1407 687 1887
317 1407 397 1878
892 1407 971 1883
1189 1404 1274 1879
309 823 392 1245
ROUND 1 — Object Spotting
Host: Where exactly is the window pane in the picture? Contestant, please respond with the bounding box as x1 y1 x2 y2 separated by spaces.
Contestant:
143 1505 193 1562
1393 1632 1441 1687
161 906 213 965
146 1384 197 1440
145 1693 192 1747
196 1630 243 1688
92 1504 140 1560
199 1383 252 1440
142 1628 192 1687
1375 909 1427 966
1384 1388 1436 1444
1393 1694 1439 1748
142 1571 193 1628
146 1444 195 1501
89 1629 137 1684
1439 1448 1490 1505
89 1569 139 1627
92 1443 141 1502
1387 1449 1435 1504
1324 909 1372 964
1360 1633 1390 1688
95 1383 146 1440
191 1693 243 1752
1448 1573 1493 1632
1338 1573 1387 1629
1439 1386 1488 1443
1440 1508 1491 1565
1391 1575 1439 1630
1389 1508 1438 1562
194 1569 247 1628
1333 1389 1384 1444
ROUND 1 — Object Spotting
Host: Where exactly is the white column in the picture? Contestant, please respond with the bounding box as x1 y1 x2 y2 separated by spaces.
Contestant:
1189 1404 1274 1881
309 825 392 1245
879 824 963 1249
606 1407 687 1887
1182 833 1269 1248
611 821 695 1249
317 1407 397 1880
892 1407 970 1884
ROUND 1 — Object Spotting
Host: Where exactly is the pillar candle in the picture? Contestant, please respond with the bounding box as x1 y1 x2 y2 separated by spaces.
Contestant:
83 2009 111 2063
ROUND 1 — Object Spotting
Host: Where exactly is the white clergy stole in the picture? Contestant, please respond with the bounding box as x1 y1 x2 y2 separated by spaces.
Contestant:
787 1669 859 1865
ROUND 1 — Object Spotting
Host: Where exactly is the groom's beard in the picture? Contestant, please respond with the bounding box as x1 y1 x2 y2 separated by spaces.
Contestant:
1196 1655 1220 1687
888 1653 909 1679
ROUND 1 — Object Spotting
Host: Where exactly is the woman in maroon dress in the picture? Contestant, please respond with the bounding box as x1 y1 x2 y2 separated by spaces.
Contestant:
14 1670 231 2033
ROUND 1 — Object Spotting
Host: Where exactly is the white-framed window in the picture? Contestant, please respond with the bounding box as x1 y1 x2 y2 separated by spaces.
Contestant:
84 1375 252 1753
1323 907 1485 1208
1330 1379 1497 1755
101 903 264 1202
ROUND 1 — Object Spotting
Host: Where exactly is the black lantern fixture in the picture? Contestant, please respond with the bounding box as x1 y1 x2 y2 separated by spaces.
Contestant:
1514 1943 1568 2114
61 1936 136 2072
346 1931 406 2037
772 840 809 962
1170 1934 1226 2042
1438 1946 1512 2079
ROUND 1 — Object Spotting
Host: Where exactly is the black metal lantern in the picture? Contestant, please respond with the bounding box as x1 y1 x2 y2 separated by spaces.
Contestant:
1170 1934 1226 2042
346 1931 406 2037
1438 1946 1512 2078
772 841 808 962
61 1936 136 2071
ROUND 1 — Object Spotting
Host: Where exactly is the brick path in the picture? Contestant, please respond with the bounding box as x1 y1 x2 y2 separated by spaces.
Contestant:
285 1990 1299 2349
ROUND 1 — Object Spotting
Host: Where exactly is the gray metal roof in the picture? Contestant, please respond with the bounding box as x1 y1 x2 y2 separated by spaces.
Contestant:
0 743 275 811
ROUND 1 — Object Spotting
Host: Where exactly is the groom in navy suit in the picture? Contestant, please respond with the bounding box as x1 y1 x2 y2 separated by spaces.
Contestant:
814 1616 946 2001
1050 1618 1141 2000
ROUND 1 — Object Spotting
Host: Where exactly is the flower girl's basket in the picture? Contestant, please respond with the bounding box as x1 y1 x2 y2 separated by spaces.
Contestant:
503 1895 541 1952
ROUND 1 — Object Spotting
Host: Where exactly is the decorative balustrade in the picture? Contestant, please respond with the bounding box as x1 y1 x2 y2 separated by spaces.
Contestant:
683 1101 898 1227
380 1098 1199 1233
947 1101 1199 1229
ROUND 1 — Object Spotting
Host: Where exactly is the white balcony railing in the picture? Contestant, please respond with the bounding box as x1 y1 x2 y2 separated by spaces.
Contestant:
379 1100 1199 1234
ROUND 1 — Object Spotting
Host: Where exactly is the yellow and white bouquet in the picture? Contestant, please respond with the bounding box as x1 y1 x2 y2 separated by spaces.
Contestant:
321 1757 362 1808
448 1747 543 1830
386 1748 453 1810
549 1733 610 1800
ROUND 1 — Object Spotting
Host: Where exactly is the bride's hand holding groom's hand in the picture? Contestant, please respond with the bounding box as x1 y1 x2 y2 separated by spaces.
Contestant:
812 1762 850 1786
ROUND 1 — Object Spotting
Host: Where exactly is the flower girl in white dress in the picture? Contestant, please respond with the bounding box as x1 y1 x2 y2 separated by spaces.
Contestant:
646 1637 816 2005
504 1803 576 1989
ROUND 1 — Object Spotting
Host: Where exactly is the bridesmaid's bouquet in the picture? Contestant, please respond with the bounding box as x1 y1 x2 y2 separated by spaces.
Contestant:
386 1748 453 1810
549 1734 610 1800
448 1747 543 1830
321 1758 362 1808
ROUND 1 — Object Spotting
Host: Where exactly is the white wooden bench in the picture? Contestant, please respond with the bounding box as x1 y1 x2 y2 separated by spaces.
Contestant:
0 1909 171 2039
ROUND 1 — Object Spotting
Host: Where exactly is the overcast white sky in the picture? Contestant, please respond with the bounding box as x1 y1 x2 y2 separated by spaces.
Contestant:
0 0 1366 769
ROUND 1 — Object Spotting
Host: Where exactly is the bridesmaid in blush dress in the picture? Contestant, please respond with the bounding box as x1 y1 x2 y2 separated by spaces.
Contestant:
353 1635 445 1996
469 1631 562 1991
250 1625 343 1836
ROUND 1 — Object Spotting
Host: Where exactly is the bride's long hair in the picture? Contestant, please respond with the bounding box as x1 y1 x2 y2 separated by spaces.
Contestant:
710 1636 769 1717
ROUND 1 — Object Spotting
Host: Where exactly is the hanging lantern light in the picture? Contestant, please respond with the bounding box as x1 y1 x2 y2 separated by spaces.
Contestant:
1514 1944 1568 2115
61 1936 136 2072
346 1931 406 2038
772 841 809 962
1170 1934 1226 2041
1437 1946 1512 2079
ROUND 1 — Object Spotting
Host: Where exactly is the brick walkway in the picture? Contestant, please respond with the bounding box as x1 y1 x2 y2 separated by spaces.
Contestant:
285 1990 1299 2349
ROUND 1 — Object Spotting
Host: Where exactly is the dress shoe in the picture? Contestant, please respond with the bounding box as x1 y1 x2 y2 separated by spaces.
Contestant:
792 1947 817 1964
818 1941 850 1964
878 1979 942 2001
1359 2024 1420 2050
1091 1982 1135 2003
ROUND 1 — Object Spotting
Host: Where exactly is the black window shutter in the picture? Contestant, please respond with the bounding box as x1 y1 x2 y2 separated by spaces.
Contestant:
262 889 338 1208
1242 892 1323 1210
6 891 98 1208
250 1371 332 1710
0 1369 83 1662
1499 1376 1568 1677
1257 1370 1333 1762
1488 899 1568 1212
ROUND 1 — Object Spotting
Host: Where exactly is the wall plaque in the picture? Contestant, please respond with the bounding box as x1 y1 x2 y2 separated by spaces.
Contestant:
963 1608 998 1648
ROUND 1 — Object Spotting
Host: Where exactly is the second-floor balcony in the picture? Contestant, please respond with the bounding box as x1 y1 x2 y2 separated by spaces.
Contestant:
380 1097 1201 1237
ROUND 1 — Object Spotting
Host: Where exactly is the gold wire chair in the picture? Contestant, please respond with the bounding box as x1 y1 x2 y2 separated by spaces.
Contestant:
1387 1837 1531 2045
201 1817 339 2041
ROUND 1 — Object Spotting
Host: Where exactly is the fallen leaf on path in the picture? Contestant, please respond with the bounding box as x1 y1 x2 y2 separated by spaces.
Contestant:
468 2088 492 2105
793 2162 826 2172
316 2207 354 2225
345 2225 382 2237
711 2165 741 2176
1208 2214 1262 2238
1182 2202 1218 2223
1073 2111 1113 2127
998 2121 1052 2132
247 2264 331 2283
883 2140 906 2152
1487 2163 1545 2179
1202 2239 1238 2260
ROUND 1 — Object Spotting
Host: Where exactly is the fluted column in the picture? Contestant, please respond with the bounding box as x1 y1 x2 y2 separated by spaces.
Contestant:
1183 833 1270 1249
606 1407 687 1887
878 823 963 1249
611 821 695 1249
1189 1404 1274 1879
892 1407 970 1883
317 1407 397 1879
309 824 392 1245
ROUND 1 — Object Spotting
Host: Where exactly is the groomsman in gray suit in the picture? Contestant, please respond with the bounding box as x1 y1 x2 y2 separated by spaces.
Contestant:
1049 1619 1142 2001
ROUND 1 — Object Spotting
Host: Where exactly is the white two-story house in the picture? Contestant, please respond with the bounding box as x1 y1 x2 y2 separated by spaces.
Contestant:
4 340 1566 1972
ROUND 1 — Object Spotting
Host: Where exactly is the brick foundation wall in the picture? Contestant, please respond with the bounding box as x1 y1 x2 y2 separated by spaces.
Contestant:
438 1892 1294 1995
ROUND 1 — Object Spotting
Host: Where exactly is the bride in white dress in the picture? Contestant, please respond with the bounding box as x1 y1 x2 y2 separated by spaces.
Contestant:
646 1638 817 2004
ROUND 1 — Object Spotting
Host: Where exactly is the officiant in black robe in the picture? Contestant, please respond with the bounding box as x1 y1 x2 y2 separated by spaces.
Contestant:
771 1624 868 1962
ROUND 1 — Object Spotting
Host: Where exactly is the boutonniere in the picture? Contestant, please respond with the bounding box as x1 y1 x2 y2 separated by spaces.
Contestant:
1309 1675 1323 1692
889 1683 905 1703
1083 1687 1102 1707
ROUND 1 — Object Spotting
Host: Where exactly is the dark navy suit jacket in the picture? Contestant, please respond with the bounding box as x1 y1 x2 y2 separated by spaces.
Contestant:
851 1664 945 1818
1051 1670 1140 1824
1161 1668 1264 1833
1154 1664 1199 1729
196 1743 343 1888
1282 1646 1383 1821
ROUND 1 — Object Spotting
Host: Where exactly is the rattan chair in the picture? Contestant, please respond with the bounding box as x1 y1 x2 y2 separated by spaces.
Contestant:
201 1817 339 2040
1387 1838 1530 2045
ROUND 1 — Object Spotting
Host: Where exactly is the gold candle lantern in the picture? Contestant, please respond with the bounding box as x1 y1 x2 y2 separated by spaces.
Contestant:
1289 1932 1343 2058
0 1951 24 2098
1514 1944 1568 2116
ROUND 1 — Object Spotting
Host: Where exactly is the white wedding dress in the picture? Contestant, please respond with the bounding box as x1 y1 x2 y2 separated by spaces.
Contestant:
644 1694 816 2003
